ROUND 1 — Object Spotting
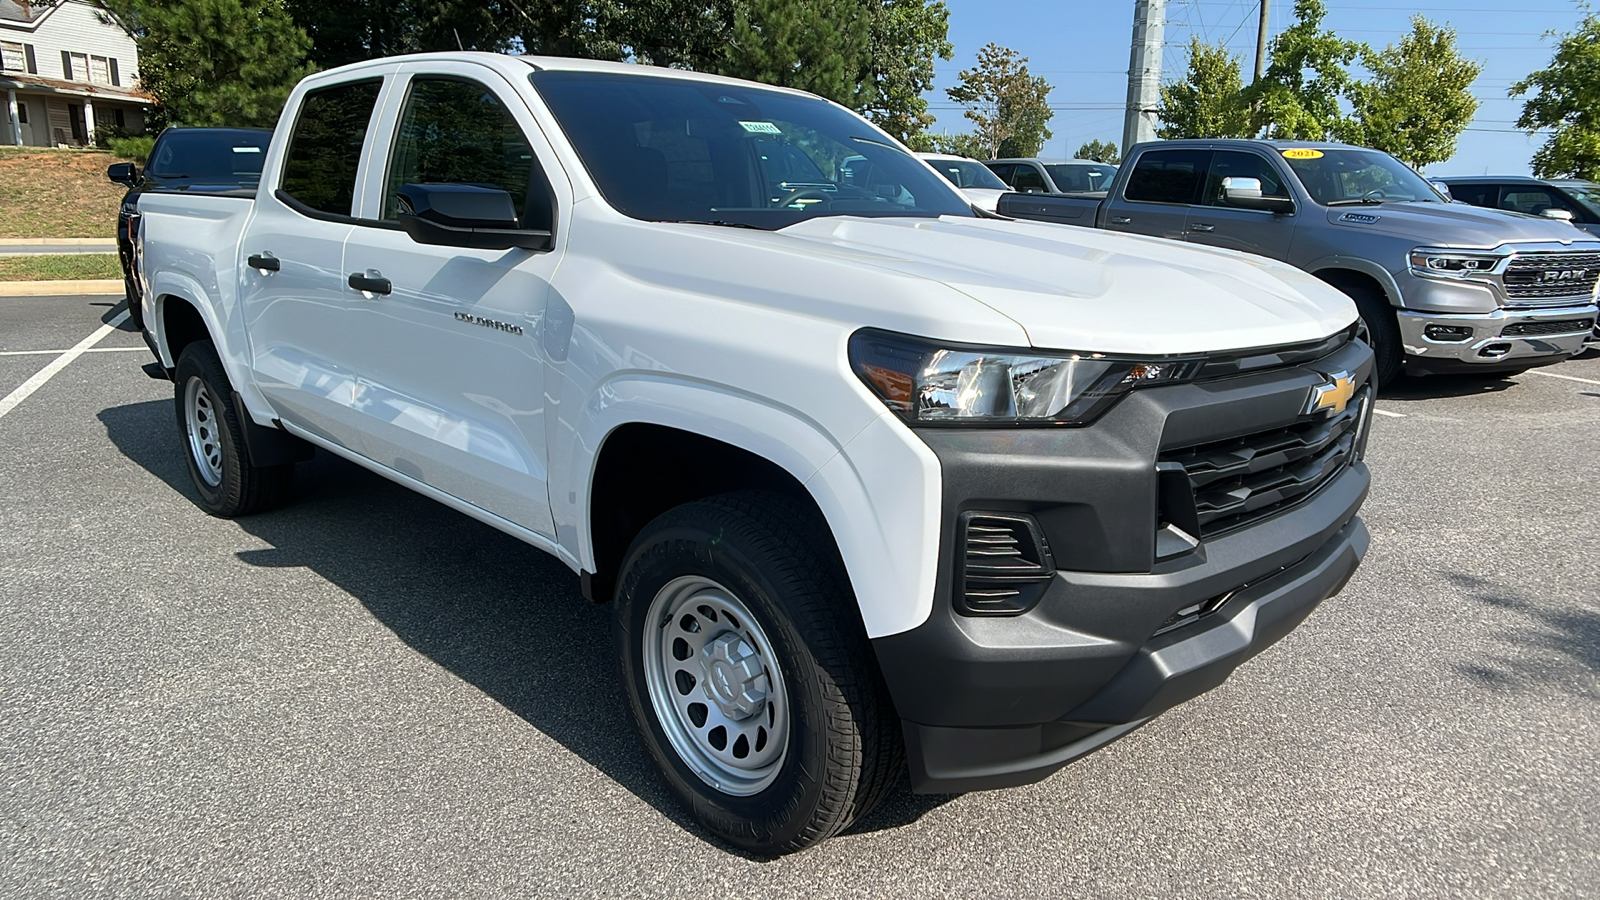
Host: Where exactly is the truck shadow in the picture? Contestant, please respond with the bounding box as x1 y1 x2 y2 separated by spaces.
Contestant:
97 399 953 853
1378 372 1518 401
1444 572 1600 701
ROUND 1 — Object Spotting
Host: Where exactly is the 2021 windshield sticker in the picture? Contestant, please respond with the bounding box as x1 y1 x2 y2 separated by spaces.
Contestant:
1282 148 1324 160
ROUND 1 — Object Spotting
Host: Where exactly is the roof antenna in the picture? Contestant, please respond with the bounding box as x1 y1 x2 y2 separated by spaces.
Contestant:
454 29 464 51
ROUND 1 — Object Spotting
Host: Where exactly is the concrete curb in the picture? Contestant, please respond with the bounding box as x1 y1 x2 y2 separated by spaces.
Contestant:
0 280 125 297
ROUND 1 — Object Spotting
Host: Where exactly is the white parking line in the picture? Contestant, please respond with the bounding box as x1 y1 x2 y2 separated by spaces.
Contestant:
0 346 145 357
0 311 130 422
1527 369 1600 387
1372 408 1406 418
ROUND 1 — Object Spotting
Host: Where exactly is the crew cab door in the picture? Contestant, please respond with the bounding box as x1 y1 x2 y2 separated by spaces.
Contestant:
241 74 390 454
1101 148 1209 241
1183 149 1297 261
334 62 569 536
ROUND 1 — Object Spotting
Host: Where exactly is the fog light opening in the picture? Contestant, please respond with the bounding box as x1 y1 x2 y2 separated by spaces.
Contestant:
1423 324 1474 342
1478 342 1513 359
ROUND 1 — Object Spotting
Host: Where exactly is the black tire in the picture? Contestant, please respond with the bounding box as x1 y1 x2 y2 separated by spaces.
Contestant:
614 491 902 855
173 341 294 517
1337 282 1403 387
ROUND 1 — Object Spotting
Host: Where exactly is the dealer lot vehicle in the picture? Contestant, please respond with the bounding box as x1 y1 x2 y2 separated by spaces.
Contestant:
107 127 272 328
998 141 1600 385
135 54 1373 854
986 157 1119 195
915 152 1010 212
1434 175 1600 239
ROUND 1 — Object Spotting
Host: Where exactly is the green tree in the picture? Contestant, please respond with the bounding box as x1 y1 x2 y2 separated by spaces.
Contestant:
1347 18 1480 168
719 0 873 108
908 131 990 159
946 43 1053 158
1074 139 1119 164
1241 0 1365 141
1512 14 1600 180
94 0 313 128
856 0 953 142
1157 38 1251 139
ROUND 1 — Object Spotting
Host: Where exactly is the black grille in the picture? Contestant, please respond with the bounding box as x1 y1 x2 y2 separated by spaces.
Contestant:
1502 251 1600 303
1159 388 1367 538
957 514 1054 615
1501 317 1595 337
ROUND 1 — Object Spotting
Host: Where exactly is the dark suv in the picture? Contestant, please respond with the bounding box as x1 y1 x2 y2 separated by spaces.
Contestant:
1435 175 1600 239
107 127 271 327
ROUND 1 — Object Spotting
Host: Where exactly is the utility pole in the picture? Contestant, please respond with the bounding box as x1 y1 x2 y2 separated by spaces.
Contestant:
1122 0 1167 153
1254 0 1271 82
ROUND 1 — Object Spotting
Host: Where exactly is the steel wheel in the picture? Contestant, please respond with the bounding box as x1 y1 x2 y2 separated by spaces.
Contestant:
183 376 224 488
642 575 790 796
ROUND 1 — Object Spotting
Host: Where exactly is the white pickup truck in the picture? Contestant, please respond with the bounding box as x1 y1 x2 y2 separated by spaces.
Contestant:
134 53 1374 854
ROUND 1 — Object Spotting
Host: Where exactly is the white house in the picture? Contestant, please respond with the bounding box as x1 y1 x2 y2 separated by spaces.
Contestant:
1 0 148 147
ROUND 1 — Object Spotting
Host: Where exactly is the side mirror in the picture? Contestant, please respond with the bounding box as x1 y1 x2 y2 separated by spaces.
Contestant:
396 183 551 252
1221 176 1295 214
1540 208 1575 222
107 162 140 187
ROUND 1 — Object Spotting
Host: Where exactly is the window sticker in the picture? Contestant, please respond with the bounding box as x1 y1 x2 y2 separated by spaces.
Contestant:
739 121 782 134
232 146 262 153
1281 148 1324 160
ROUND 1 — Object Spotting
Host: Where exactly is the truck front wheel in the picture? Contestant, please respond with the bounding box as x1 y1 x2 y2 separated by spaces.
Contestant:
173 341 294 517
614 492 901 855
1338 282 1404 387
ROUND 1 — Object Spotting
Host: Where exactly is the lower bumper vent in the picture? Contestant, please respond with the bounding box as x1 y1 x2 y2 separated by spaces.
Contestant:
1501 317 1595 338
956 513 1055 616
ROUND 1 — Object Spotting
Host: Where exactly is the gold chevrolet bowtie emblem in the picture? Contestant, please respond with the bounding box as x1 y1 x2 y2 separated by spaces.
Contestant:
1307 370 1356 416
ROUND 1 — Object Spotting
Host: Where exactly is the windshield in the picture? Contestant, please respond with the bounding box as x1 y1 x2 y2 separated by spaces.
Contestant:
926 159 1007 191
1563 183 1600 218
528 70 973 229
146 129 270 181
1045 164 1116 193
1281 147 1439 205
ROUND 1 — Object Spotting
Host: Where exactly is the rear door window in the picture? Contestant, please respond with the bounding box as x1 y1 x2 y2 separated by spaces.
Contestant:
279 79 383 217
985 163 1015 186
1124 149 1212 205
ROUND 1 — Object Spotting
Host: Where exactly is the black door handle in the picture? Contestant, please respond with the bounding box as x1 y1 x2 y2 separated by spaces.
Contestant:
247 254 280 271
348 272 392 295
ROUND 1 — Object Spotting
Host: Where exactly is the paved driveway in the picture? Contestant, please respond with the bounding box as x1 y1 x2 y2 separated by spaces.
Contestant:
2 293 1597 897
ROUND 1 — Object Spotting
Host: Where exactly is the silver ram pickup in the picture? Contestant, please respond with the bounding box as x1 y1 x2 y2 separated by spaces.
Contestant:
998 140 1600 385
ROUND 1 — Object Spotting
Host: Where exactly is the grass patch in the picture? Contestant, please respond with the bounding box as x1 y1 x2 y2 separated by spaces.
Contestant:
0 147 129 239
0 254 122 281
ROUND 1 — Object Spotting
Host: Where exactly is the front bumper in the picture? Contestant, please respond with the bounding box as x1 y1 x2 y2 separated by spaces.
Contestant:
872 338 1374 794
1397 304 1595 374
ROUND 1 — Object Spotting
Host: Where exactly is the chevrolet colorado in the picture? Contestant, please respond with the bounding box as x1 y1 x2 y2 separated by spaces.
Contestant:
133 54 1373 854
999 140 1600 385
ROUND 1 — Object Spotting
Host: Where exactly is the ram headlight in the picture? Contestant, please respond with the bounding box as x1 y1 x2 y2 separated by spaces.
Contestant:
1408 248 1503 279
849 329 1200 426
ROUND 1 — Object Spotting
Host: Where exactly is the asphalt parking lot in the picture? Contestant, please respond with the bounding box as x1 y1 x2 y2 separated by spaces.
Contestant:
2 292 1597 898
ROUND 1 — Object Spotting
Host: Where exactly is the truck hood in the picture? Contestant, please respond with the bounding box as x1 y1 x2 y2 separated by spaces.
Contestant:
772 216 1356 355
1322 200 1600 249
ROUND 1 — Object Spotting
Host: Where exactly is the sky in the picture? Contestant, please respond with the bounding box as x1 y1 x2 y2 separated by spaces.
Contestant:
920 0 1593 175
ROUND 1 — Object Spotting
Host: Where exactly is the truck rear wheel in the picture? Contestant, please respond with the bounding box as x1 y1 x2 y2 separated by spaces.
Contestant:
614 492 901 855
173 341 294 517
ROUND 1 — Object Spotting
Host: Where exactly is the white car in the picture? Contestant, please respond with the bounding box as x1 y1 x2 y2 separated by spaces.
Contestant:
134 52 1373 855
915 151 1010 211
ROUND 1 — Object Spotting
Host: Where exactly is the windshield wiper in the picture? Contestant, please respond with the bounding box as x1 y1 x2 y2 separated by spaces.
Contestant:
666 219 770 230
1326 197 1386 206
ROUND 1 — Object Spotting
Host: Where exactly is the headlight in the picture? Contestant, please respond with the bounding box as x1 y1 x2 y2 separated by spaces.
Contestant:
849 329 1200 426
1408 248 1502 279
